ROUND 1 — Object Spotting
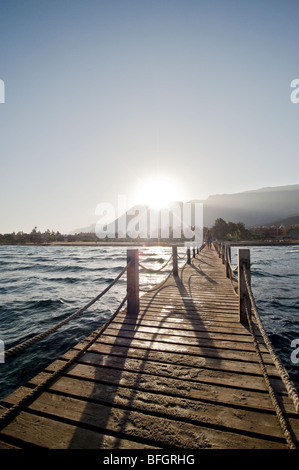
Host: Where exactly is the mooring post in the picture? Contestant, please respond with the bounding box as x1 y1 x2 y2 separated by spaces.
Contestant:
187 248 191 264
225 245 231 278
222 243 225 264
127 249 139 315
172 245 178 276
238 249 251 324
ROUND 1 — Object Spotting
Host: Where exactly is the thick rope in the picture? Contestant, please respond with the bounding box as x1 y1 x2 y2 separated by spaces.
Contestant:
244 300 297 449
227 254 238 275
139 254 173 272
139 269 174 293
224 245 238 276
230 279 239 297
218 245 239 297
244 267 299 415
2 264 129 361
0 295 128 433
227 265 238 297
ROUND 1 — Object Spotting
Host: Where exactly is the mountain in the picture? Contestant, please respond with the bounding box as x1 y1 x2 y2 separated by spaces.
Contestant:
70 184 299 235
192 184 299 227
263 214 299 228
93 202 201 239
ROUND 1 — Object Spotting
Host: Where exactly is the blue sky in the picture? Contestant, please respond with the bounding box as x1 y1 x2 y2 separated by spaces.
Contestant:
1 0 299 233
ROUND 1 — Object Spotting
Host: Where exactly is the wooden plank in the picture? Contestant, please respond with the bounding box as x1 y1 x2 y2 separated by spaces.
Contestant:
92 334 275 365
1 389 288 449
0 408 159 449
107 320 255 340
25 361 297 415
112 316 255 335
0 440 21 449
72 341 282 378
101 325 268 352
41 352 288 394
4 379 296 442
0 247 298 449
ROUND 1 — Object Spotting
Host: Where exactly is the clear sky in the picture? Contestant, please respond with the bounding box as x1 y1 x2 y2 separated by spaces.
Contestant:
1 0 299 233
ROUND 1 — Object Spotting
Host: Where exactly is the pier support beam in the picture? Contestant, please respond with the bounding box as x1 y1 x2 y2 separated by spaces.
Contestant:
127 249 139 315
172 245 178 277
225 245 231 278
238 249 251 324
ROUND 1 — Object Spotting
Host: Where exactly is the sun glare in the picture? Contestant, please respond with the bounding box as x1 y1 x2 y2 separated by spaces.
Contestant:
134 178 181 209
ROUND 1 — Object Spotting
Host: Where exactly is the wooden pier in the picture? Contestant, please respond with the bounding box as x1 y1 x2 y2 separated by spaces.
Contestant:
1 245 299 449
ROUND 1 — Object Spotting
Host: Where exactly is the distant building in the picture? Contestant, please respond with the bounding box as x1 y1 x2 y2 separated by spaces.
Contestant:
250 224 287 239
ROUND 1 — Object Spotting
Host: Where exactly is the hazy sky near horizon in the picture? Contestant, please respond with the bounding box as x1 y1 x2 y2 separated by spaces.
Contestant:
1 0 299 233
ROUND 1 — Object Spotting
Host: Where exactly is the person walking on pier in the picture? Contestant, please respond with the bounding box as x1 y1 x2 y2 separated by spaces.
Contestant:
205 230 212 249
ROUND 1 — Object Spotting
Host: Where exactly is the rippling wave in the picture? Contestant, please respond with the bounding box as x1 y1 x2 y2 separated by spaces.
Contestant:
231 245 299 390
0 245 182 400
0 244 298 401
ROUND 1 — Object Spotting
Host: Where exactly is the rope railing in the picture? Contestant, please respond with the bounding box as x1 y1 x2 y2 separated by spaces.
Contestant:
138 244 204 293
138 254 173 272
2 263 129 361
214 242 299 438
226 247 238 275
214 242 239 295
139 270 174 293
226 248 239 297
243 266 299 416
0 246 190 362
138 246 184 292
0 293 128 432
0 243 204 364
3 242 298 445
243 298 297 449
235 248 299 448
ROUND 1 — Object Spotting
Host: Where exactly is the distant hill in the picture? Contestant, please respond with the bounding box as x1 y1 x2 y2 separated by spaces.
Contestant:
70 184 299 234
192 184 299 228
263 214 299 228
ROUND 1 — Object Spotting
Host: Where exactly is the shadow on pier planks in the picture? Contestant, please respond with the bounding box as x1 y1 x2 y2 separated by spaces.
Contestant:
1 246 299 449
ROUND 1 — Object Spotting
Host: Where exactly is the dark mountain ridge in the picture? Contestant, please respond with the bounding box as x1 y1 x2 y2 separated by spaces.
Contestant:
71 185 299 234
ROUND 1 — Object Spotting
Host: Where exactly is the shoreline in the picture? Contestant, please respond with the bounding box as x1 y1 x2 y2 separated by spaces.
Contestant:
0 240 299 247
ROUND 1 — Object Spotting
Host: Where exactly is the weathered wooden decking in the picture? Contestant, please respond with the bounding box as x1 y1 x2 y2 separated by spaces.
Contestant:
1 247 299 449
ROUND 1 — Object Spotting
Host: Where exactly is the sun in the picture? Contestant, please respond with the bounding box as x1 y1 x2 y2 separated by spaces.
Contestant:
133 177 181 209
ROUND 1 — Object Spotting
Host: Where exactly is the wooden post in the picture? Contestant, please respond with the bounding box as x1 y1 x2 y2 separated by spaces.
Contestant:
187 248 191 264
225 245 230 278
193 248 196 258
238 249 251 324
172 245 178 276
127 249 139 315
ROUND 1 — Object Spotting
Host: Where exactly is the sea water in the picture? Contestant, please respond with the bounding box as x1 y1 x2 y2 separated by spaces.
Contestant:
0 244 298 401
231 245 299 390
0 245 181 400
